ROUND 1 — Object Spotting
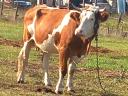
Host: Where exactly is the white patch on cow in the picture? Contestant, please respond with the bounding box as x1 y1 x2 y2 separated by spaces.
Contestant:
53 10 78 34
55 69 64 93
36 34 57 53
75 7 99 39
66 63 75 91
42 53 51 86
75 11 95 38
52 12 70 34
27 14 37 35
22 42 28 59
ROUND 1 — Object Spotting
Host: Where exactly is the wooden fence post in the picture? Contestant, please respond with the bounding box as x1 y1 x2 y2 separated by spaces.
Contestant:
14 3 19 20
107 26 110 35
0 0 4 15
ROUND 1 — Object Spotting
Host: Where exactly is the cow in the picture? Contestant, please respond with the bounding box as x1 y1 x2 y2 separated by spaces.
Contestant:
17 5 109 94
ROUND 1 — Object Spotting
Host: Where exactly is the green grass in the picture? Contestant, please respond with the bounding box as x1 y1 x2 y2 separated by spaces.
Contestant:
98 36 128 51
82 54 128 70
0 20 23 40
0 45 40 64
81 36 128 70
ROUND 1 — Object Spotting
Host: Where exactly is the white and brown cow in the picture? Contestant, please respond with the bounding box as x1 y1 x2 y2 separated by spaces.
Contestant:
17 5 109 94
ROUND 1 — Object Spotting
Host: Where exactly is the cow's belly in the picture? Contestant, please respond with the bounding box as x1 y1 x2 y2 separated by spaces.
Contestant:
35 34 58 54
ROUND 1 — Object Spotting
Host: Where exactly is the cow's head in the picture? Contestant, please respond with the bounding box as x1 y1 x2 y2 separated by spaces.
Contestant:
75 7 109 40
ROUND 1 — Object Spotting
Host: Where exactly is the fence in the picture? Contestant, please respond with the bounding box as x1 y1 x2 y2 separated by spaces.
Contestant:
0 1 29 21
99 15 128 38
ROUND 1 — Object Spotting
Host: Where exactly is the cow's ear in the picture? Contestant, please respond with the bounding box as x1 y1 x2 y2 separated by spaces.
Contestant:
98 11 109 22
70 12 80 21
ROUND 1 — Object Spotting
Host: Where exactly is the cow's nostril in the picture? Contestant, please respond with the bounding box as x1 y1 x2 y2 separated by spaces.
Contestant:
75 29 83 36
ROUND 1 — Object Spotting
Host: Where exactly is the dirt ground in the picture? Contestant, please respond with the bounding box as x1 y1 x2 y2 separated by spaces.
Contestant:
0 38 22 47
0 37 112 53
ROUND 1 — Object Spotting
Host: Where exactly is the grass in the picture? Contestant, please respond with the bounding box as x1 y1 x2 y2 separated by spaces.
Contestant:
0 45 41 66
0 20 23 40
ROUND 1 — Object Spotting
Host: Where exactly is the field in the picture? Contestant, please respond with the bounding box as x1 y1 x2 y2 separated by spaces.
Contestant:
0 15 128 96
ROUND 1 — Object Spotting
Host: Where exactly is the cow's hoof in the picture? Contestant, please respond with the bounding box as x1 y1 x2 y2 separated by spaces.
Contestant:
17 80 24 83
56 91 63 94
44 83 52 87
44 81 52 87
46 84 52 87
68 89 75 93
55 90 63 94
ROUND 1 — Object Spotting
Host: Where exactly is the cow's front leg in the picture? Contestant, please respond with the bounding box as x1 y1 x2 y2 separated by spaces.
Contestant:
66 56 79 92
42 53 51 86
55 48 68 94
66 63 76 92
17 41 32 83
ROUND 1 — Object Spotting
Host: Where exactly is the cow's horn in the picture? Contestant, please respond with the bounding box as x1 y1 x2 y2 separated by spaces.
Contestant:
99 7 106 12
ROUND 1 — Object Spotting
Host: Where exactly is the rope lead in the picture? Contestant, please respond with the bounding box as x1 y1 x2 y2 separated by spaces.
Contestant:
95 34 106 92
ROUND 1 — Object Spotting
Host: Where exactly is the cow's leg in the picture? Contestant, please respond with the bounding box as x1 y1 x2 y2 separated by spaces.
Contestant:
66 56 79 92
55 48 68 94
42 53 51 86
17 41 32 83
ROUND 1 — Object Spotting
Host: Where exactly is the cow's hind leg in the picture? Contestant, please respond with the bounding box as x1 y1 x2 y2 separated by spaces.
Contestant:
17 40 33 83
42 53 51 86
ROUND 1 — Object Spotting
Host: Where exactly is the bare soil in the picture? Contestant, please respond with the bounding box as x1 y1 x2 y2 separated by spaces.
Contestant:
0 38 112 53
0 38 22 47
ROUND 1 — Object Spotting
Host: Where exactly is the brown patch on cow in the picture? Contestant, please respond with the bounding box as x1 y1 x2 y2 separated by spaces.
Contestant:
59 48 69 77
54 32 61 46
35 9 70 44
70 12 80 23
23 5 49 42
68 36 89 58
70 36 84 57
